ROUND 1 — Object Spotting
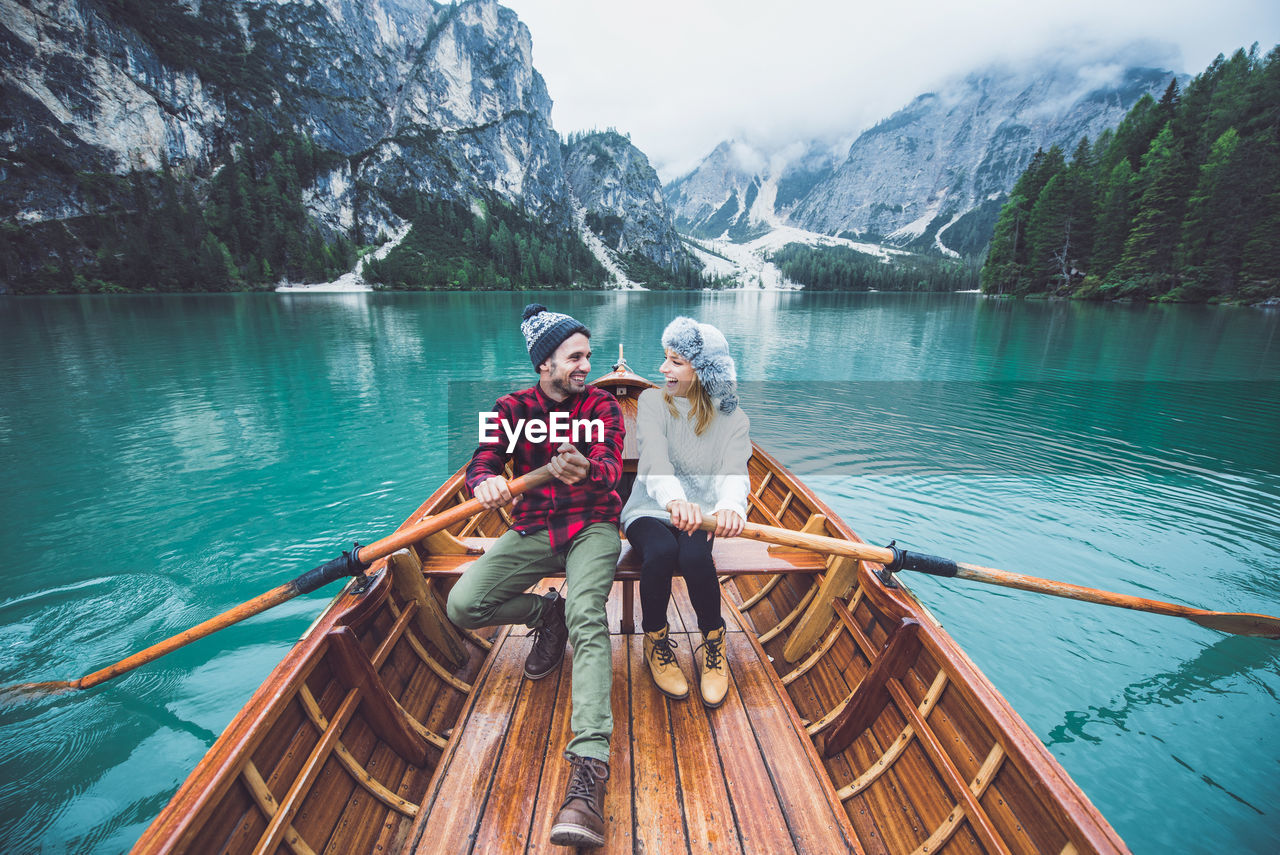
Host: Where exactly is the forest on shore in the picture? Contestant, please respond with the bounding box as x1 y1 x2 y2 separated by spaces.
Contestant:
981 45 1280 303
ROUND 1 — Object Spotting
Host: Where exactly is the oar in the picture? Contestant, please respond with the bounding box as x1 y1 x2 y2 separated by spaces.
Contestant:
4 466 553 698
699 519 1280 639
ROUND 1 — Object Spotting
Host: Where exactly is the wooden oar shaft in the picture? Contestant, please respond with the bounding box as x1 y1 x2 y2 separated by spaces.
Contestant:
701 518 1280 639
696 519 896 564
955 562 1198 618
359 466 553 563
72 583 299 690
10 465 555 696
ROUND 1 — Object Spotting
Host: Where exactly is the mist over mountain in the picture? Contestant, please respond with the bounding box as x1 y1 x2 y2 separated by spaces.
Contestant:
667 59 1183 257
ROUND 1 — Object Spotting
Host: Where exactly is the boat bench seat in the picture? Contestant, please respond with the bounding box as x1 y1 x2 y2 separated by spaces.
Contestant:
416 535 827 633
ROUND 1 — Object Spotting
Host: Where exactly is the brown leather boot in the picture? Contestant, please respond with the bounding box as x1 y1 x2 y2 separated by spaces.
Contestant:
643 625 690 699
524 589 567 680
695 625 729 708
549 753 609 848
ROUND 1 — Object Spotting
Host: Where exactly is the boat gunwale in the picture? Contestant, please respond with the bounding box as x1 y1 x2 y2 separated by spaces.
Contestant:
742 443 1130 854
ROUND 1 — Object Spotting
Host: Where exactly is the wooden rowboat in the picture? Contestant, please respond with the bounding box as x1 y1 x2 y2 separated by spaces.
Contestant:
133 359 1129 854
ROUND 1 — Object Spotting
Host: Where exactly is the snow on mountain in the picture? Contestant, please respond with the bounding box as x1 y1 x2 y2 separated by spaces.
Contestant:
669 58 1182 260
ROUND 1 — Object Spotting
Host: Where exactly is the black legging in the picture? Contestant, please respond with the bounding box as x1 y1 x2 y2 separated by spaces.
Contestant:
625 516 725 635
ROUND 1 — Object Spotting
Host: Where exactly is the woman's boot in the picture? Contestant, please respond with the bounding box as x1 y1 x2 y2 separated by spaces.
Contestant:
695 625 729 708
643 625 689 699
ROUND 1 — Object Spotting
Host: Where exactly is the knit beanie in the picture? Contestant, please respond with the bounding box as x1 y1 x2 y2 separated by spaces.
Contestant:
661 316 738 414
521 304 590 370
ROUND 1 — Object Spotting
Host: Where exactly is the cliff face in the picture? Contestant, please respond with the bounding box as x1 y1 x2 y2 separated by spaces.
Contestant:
666 61 1181 256
663 139 836 240
791 63 1181 250
1 0 692 287
562 130 690 277
2 0 565 232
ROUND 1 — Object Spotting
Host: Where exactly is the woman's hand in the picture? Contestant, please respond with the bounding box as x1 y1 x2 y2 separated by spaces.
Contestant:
665 499 703 533
712 509 744 538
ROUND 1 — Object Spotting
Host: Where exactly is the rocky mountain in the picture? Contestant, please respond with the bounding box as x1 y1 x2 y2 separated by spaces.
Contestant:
0 0 691 289
664 139 837 241
562 130 694 284
668 61 1182 257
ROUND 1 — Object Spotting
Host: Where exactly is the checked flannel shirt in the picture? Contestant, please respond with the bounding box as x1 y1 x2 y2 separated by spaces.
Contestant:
466 383 624 550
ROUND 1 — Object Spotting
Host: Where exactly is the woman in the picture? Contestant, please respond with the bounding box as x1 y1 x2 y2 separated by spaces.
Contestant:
620 317 750 707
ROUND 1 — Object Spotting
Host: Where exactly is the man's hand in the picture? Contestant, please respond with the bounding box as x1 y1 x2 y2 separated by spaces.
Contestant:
548 442 590 485
666 499 703 533
474 475 513 510
712 509 745 538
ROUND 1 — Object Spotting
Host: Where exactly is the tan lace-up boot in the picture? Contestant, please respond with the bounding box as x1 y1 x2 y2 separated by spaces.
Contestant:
695 625 729 708
643 625 690 699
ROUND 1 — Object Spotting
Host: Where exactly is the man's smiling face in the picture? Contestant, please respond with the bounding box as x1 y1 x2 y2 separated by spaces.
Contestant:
540 332 592 401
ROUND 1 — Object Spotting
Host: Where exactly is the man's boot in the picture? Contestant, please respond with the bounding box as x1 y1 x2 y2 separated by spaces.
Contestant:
695 625 729 708
643 625 689 699
549 753 609 848
524 589 568 680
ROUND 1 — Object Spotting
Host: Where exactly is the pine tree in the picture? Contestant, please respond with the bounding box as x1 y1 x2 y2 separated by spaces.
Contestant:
1114 124 1192 295
1026 174 1074 291
1089 160 1138 282
981 147 1066 294
1177 128 1246 298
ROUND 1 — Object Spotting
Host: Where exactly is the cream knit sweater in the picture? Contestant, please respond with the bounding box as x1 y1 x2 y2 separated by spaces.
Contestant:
620 388 751 533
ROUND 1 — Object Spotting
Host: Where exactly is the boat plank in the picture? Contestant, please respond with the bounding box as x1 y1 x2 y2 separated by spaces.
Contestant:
470 636 563 853
602 636 636 853
668 629 744 855
629 632 691 855
523 648 577 855
674 629 799 855
311 659 440 854
725 632 864 854
200 778 265 855
980 759 1074 855
407 636 526 853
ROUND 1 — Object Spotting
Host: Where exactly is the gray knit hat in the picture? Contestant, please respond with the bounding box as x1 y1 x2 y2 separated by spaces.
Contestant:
521 303 589 369
662 316 738 413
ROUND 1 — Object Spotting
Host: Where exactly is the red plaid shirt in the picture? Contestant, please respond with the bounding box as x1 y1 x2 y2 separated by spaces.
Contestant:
466 383 624 550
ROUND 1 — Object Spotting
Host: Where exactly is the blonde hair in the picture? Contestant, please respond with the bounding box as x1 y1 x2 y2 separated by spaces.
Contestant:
663 372 715 436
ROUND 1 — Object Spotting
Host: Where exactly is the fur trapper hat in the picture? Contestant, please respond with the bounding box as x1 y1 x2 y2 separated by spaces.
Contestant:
521 303 589 370
662 316 738 413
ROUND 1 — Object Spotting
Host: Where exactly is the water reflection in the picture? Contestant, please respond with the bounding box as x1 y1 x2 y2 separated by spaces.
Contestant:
1048 635 1280 748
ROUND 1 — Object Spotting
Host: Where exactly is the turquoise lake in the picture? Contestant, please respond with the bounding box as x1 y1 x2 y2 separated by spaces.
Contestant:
1 290 1278 853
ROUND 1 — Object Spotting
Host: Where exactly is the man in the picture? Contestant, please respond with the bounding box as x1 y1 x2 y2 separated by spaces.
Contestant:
445 303 624 849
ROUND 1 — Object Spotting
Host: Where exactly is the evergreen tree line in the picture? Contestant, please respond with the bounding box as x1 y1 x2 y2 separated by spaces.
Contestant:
617 249 718 290
363 196 611 290
982 45 1280 302
770 243 981 292
2 126 356 294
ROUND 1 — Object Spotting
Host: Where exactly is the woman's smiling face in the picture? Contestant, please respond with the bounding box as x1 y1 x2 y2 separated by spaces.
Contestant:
660 349 697 398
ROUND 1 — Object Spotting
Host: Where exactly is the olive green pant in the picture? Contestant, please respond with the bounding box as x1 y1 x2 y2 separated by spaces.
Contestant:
445 523 620 762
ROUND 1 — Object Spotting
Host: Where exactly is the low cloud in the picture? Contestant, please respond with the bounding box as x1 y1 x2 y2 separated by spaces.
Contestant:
502 0 1279 179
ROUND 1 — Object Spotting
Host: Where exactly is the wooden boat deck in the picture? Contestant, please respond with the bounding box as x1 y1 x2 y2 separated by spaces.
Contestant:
407 579 862 854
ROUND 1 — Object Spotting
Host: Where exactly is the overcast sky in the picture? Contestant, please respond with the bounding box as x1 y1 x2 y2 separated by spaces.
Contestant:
499 0 1280 181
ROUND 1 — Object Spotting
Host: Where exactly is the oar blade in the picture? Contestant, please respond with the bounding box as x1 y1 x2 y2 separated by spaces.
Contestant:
0 680 78 705
1187 611 1280 639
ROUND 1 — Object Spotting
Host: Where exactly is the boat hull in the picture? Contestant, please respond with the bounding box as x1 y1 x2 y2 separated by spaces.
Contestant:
133 367 1128 854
